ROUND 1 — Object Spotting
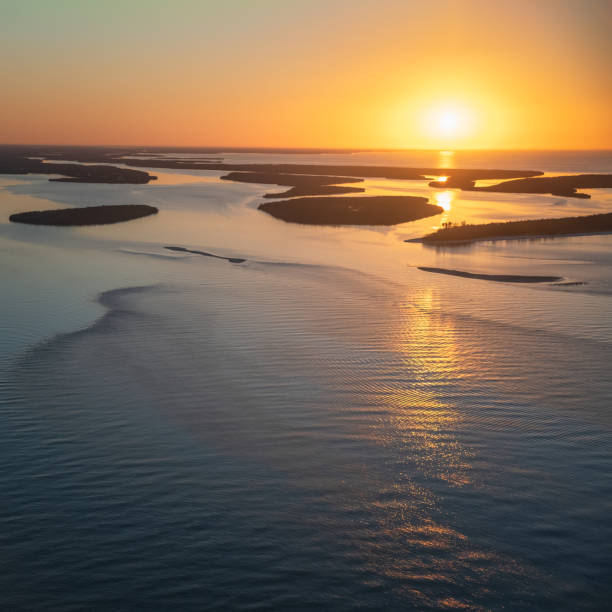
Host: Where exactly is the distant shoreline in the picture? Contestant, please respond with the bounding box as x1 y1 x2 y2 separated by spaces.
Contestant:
4 146 611 200
411 230 612 246
220 171 365 198
0 152 155 184
2 145 611 153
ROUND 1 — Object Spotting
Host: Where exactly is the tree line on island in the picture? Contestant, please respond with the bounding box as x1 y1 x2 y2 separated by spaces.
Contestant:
421 212 612 244
10 205 158 226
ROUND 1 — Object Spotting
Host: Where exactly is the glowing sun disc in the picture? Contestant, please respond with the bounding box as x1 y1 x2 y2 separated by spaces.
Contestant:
425 104 472 142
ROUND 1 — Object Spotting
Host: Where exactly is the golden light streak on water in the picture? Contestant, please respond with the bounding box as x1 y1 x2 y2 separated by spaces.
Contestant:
434 190 454 212
380 289 473 488
438 150 455 169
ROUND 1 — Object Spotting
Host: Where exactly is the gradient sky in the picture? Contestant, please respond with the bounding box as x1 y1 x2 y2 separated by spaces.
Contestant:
1 0 611 149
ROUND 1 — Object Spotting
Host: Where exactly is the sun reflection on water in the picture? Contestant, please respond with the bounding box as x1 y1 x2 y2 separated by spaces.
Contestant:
347 288 518 602
434 190 454 212
432 190 455 230
438 150 455 169
382 288 472 488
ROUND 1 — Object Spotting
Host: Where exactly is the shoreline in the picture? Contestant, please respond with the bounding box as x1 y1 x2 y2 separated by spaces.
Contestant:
410 229 612 246
417 212 612 245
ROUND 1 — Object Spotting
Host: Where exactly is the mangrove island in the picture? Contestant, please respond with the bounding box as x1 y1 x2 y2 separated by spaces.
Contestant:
10 205 159 226
259 195 443 226
419 212 612 244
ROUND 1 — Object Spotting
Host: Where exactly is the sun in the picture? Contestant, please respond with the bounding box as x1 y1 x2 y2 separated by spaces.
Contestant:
423 103 474 144
432 107 466 139
437 110 462 137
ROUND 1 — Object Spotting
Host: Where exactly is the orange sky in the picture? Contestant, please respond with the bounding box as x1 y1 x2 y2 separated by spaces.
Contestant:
1 0 611 149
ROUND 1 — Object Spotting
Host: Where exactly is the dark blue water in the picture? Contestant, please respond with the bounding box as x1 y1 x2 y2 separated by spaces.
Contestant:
2 265 611 611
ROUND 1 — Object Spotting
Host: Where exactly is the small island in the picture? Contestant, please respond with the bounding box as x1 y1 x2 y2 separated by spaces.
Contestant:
418 266 561 283
470 174 612 198
9 204 158 226
46 163 155 184
259 195 443 226
221 171 364 198
419 212 612 244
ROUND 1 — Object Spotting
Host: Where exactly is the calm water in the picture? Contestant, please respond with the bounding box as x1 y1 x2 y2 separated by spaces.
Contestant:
1 150 611 610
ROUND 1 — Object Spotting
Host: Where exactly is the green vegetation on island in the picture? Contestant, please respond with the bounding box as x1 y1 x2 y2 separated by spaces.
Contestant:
420 212 612 244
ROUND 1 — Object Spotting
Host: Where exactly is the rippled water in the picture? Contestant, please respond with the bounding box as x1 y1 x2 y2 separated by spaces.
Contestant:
1 151 611 610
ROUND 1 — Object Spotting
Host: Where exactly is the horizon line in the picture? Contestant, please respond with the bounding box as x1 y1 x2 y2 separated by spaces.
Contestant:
1 143 611 153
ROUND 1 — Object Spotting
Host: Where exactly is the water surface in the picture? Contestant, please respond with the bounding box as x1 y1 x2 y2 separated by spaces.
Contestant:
1 151 611 610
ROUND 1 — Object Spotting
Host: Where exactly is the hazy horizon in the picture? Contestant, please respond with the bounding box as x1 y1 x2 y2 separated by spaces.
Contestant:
3 143 612 152
2 0 611 150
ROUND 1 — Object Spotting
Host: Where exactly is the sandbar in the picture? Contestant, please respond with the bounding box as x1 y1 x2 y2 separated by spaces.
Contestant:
418 267 561 283
165 246 245 263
